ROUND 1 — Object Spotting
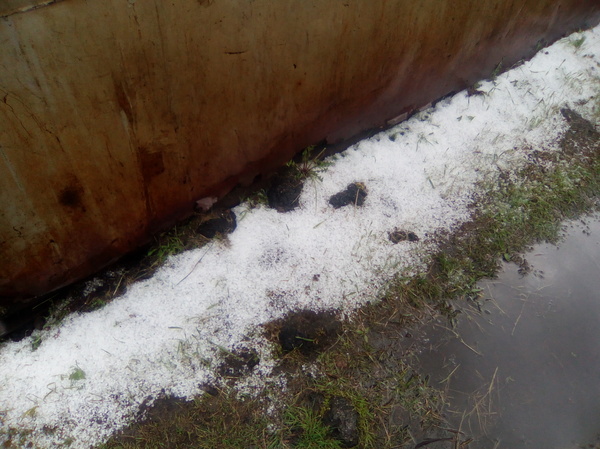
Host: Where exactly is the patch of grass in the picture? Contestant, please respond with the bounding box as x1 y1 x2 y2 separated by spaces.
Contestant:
147 229 185 267
490 60 504 80
569 35 586 49
238 189 269 220
305 310 447 448
100 392 277 449
304 380 377 449
245 189 269 208
68 366 86 382
533 38 547 54
283 407 342 449
31 334 43 351
0 427 36 449
286 146 332 182
87 298 108 311
143 212 227 275
394 370 443 428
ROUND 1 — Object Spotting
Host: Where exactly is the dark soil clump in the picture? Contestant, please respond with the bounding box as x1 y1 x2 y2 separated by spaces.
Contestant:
275 310 342 356
196 210 237 238
329 183 368 208
266 170 304 212
560 108 599 156
218 349 260 378
388 229 420 243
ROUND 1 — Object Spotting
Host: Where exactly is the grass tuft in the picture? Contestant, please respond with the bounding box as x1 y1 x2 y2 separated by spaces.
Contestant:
286 146 332 182
569 35 586 49
283 407 342 449
147 230 185 267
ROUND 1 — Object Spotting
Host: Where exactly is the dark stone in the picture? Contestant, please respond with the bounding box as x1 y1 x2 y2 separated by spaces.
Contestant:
196 210 237 238
267 173 304 212
323 396 360 448
388 228 420 244
329 183 367 209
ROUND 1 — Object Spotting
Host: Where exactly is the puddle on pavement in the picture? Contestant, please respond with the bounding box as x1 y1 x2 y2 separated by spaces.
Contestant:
418 215 600 449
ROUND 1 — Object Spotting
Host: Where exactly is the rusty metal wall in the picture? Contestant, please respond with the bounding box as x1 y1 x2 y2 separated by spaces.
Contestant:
1 0 599 311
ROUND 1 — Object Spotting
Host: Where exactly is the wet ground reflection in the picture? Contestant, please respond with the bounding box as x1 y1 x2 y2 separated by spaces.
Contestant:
418 215 600 448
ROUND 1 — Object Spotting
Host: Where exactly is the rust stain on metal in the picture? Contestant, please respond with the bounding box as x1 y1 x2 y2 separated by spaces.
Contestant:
138 147 165 182
0 0 599 315
58 182 85 211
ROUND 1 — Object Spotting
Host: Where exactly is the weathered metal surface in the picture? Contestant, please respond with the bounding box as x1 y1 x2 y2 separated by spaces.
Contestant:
0 0 63 18
1 0 599 313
